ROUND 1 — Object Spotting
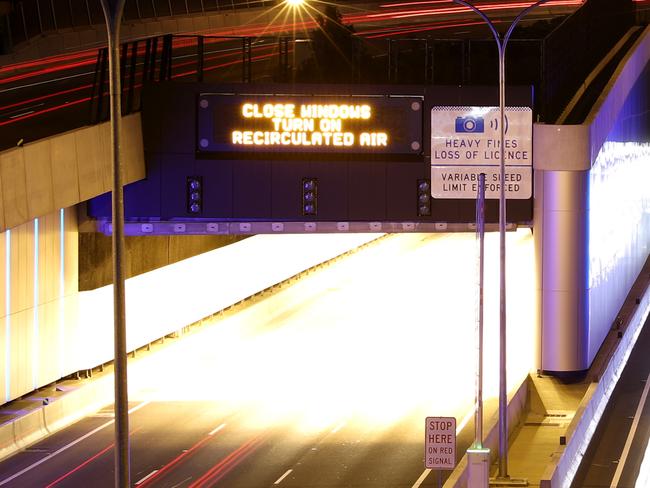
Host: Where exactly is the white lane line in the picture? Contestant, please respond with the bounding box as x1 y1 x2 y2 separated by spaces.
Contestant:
135 469 159 485
611 371 650 488
4 103 44 117
209 423 226 436
0 401 151 486
457 409 474 433
9 110 34 119
331 421 346 434
0 71 93 94
412 468 431 488
273 469 293 485
411 409 474 488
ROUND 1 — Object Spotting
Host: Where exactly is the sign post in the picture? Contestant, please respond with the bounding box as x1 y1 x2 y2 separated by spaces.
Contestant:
99 0 129 486
425 416 456 486
450 1 550 484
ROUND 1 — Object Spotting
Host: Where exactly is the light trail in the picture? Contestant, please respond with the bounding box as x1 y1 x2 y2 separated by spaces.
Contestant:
0 58 97 86
0 96 90 127
0 0 581 135
0 402 150 486
364 19 497 38
0 48 98 75
0 84 92 112
354 1 581 22
44 427 143 488
0 0 578 86
136 421 229 487
0 43 276 126
188 432 269 488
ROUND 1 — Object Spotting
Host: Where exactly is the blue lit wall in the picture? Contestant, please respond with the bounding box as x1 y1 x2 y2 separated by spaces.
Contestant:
588 64 650 361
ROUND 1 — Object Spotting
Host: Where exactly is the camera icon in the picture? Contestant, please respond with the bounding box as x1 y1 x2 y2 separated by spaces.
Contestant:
455 116 485 133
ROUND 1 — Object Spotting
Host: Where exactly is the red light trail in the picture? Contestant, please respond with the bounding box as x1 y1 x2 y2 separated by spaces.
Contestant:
0 0 583 132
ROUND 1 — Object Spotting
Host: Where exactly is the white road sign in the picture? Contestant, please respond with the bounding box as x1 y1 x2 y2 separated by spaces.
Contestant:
425 416 456 470
431 106 532 166
430 106 533 199
431 166 532 199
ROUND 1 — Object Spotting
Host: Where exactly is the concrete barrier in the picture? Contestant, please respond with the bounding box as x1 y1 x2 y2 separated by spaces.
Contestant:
540 265 650 488
444 376 530 488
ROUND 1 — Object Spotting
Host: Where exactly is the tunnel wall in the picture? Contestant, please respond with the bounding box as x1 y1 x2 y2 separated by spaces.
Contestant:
0 208 78 403
0 209 379 406
534 26 650 373
586 64 650 364
78 232 247 290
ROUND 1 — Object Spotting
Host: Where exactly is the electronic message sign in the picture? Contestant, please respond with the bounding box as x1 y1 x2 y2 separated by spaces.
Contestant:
197 94 423 156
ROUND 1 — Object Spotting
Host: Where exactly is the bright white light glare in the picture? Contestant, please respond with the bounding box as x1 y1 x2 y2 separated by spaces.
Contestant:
636 433 650 487
588 142 650 358
468 106 494 117
285 0 305 6
127 230 536 435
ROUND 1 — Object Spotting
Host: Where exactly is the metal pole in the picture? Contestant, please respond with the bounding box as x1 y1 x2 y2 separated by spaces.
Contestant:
19 2 28 42
35 0 44 34
85 0 92 26
68 0 75 27
476 172 486 449
497 38 508 479
453 0 551 481
99 1 129 487
50 0 58 30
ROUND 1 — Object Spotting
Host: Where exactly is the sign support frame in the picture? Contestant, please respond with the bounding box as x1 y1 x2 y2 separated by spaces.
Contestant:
452 0 551 483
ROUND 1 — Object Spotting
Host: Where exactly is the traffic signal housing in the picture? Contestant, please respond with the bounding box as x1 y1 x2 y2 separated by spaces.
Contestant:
417 178 431 217
302 177 318 216
187 176 203 214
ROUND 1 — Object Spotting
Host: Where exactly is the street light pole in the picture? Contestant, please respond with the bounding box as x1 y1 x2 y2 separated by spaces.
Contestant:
99 0 129 486
452 0 551 481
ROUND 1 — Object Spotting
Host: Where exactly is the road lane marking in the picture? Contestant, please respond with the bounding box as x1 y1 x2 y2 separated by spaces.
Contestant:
44 442 115 488
274 469 293 485
412 468 431 488
9 110 34 119
411 409 474 488
0 401 150 486
610 369 650 488
209 423 226 436
135 470 159 485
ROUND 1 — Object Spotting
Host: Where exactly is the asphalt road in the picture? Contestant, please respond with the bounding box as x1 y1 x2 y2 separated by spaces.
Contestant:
0 231 536 487
571 314 650 488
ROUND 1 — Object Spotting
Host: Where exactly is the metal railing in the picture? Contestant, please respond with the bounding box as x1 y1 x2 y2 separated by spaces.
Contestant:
0 0 636 142
85 16 634 125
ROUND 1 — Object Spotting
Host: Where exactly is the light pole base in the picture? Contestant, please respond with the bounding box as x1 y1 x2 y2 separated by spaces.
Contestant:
468 448 490 488
489 476 529 486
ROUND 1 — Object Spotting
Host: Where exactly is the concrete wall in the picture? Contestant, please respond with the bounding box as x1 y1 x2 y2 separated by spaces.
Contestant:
0 114 145 233
78 232 247 290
